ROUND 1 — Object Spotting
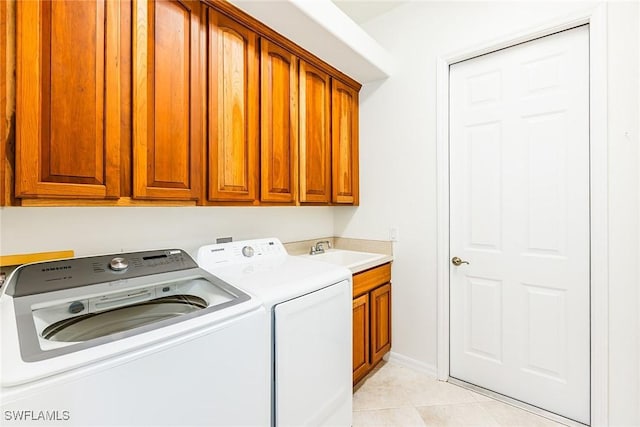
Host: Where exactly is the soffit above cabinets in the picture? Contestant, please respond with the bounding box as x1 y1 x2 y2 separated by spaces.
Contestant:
331 0 407 25
227 0 395 82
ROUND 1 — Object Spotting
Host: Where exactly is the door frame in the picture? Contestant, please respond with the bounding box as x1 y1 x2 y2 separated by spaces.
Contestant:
435 5 608 425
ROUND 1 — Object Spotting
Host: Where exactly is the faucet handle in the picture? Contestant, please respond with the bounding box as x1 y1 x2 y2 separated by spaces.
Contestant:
316 240 331 250
310 240 331 255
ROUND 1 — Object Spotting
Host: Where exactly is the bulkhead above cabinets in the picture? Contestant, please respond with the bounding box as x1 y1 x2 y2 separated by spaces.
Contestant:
4 0 360 207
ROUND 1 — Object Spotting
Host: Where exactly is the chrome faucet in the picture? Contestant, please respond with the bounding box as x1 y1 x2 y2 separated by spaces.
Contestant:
309 240 331 255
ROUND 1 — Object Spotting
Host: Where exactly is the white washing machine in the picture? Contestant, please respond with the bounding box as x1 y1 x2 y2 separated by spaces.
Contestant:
0 249 270 426
196 238 352 427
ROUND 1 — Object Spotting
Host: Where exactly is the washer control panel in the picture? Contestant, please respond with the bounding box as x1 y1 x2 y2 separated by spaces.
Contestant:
8 249 197 297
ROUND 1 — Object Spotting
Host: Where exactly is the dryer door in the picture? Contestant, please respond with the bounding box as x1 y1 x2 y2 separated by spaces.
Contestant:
274 280 352 427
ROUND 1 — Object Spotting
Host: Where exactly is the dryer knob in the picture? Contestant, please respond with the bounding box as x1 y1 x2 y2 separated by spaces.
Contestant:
109 257 129 271
241 246 255 258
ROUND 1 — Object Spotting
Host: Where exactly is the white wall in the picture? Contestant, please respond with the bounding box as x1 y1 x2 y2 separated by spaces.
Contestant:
335 1 639 424
606 1 640 423
0 207 334 257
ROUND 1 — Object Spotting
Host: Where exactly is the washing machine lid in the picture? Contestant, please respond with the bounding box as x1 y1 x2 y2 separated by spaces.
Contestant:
6 249 254 362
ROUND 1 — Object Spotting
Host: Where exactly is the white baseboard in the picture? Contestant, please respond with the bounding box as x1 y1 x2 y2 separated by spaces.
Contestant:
385 352 438 378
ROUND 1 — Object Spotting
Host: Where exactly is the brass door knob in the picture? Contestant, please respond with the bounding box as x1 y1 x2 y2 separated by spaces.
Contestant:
451 256 469 266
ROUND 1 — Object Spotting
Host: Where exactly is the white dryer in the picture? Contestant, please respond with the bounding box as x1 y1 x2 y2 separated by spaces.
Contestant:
196 238 352 427
1 249 270 426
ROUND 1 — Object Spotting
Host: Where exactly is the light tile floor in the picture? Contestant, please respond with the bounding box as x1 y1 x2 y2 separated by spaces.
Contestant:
353 362 565 427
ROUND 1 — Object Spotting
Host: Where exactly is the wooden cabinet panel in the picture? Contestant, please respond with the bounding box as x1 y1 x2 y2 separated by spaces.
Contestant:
1 0 11 206
16 0 120 198
132 0 201 200
299 61 331 203
332 79 359 205
353 263 391 297
206 8 258 202
353 293 370 385
10 0 359 207
353 263 392 385
370 283 391 365
260 40 298 203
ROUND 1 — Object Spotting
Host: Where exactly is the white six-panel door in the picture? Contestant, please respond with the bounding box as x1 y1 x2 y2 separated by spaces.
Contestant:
449 26 590 424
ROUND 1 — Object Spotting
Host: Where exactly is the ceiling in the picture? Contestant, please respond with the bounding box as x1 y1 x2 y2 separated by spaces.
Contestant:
229 0 395 81
331 0 407 25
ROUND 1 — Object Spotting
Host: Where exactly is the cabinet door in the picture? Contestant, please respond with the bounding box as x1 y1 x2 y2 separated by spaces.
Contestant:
353 293 370 384
331 79 359 205
370 283 392 365
206 8 258 202
299 61 331 203
132 0 201 200
16 0 121 199
260 40 298 203
0 0 7 206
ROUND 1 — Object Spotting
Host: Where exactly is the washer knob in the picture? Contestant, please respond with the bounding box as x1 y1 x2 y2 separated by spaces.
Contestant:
241 246 255 258
109 257 129 271
68 301 85 314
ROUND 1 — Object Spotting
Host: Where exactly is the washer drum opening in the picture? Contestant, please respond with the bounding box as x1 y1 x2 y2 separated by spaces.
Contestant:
41 295 207 343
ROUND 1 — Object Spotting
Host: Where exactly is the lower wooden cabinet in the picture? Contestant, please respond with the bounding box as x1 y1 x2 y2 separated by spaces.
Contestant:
353 263 392 385
353 293 370 383
370 283 391 365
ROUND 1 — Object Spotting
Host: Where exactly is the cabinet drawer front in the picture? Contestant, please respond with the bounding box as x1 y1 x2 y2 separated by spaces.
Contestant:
353 263 391 297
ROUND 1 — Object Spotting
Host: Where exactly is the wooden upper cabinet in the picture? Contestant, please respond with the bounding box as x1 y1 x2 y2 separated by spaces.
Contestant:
11 0 360 207
331 80 359 205
206 8 259 202
299 61 331 204
0 0 7 206
132 0 202 200
260 40 298 203
16 0 121 199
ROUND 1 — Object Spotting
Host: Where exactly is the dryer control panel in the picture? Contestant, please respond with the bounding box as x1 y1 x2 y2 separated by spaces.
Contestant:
196 238 287 269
